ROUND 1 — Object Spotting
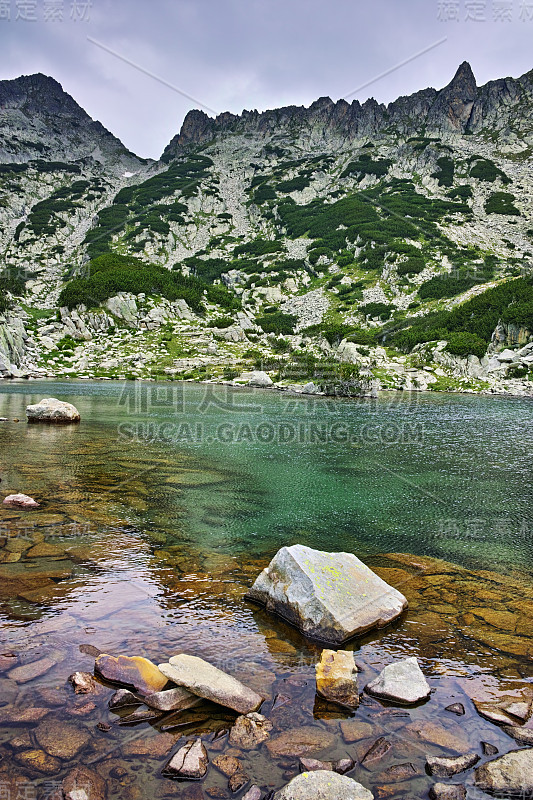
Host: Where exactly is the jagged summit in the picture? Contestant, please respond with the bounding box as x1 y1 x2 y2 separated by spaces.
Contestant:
0 72 143 168
162 62 532 160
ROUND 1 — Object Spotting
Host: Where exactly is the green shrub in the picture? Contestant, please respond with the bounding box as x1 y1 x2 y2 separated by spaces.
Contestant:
485 192 520 216
256 311 297 335
234 238 283 257
277 175 310 193
360 302 394 320
341 154 392 180
445 332 487 360
390 277 533 351
447 185 473 200
397 256 425 275
58 253 209 313
470 158 510 184
432 157 454 187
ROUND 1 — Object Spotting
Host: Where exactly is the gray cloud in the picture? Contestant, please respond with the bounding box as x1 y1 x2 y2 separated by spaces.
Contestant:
0 0 531 158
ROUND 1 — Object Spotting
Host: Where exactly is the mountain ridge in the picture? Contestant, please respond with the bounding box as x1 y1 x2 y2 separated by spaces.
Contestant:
163 61 533 159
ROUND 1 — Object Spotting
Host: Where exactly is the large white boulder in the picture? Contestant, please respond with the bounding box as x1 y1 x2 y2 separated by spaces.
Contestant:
247 371 273 387
26 398 80 424
274 771 373 800
246 545 407 644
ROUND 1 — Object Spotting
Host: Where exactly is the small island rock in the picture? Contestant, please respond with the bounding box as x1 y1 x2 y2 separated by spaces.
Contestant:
26 398 81 424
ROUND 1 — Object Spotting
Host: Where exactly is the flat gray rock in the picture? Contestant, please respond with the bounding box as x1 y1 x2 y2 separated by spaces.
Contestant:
144 686 202 712
475 748 533 796
158 654 262 714
163 738 208 780
365 657 430 704
274 770 373 799
246 545 407 644
426 753 480 777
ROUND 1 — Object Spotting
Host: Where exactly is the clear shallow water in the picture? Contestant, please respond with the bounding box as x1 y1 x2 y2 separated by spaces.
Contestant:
0 381 532 799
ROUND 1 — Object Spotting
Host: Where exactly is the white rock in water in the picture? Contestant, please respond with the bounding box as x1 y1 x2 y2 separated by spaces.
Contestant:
26 398 80 424
366 657 431 704
274 771 373 799
245 545 407 644
2 494 40 509
248 370 273 387
475 749 533 796
163 738 208 780
158 654 263 714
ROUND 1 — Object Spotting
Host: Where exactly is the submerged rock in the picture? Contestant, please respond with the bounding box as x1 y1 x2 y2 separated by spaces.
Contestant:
426 753 480 777
429 784 466 800
475 748 533 795
14 748 62 774
163 738 209 780
361 737 392 766
95 654 167 695
266 726 336 758
61 765 106 800
315 649 359 708
365 657 431 705
246 545 407 644
35 719 91 760
228 712 273 749
228 771 250 792
9 657 55 683
2 494 40 509
274 770 373 799
26 397 81 424
213 754 242 777
158 654 262 714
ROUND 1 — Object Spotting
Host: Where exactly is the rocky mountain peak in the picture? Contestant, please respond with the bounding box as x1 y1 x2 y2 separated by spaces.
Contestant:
426 61 478 131
0 72 142 168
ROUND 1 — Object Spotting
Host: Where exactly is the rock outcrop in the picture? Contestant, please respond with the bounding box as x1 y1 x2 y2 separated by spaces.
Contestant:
246 544 408 643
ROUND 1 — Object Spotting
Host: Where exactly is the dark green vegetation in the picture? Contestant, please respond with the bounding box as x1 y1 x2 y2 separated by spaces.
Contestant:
26 180 92 237
58 253 240 314
84 156 213 258
389 277 533 355
277 180 470 277
469 157 510 185
432 157 455 187
0 266 29 312
255 311 297 335
341 154 393 180
485 192 520 216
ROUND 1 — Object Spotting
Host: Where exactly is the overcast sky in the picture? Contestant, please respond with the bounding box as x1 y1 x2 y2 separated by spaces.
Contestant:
0 0 532 159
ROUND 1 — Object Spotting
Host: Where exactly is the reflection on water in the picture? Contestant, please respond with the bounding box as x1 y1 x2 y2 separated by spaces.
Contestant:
0 381 532 797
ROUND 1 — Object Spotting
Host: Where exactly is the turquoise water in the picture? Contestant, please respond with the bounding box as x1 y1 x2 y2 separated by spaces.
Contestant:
0 380 531 573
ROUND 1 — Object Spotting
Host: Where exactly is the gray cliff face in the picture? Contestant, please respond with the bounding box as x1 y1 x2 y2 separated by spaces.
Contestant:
0 73 144 168
162 62 533 158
